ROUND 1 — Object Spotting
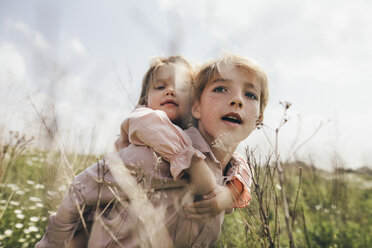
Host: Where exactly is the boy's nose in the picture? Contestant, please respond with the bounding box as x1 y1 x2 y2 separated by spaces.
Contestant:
230 99 243 108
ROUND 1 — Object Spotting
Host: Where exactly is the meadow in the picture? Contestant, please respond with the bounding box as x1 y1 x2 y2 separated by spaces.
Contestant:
0 123 371 248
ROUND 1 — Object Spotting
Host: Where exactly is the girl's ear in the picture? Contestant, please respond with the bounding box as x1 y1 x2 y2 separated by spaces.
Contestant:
191 100 201 120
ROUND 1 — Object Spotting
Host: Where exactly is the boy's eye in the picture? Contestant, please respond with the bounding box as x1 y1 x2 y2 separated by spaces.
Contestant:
245 92 258 100
213 86 227 93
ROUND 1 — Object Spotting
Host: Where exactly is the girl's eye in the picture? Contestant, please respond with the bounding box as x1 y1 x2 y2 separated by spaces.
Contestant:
245 92 258 100
155 85 165 90
213 86 227 93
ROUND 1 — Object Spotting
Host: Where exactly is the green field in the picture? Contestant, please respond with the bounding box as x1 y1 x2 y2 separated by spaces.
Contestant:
1 132 371 248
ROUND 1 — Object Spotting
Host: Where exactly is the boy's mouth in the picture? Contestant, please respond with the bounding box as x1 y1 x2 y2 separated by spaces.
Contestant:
221 113 243 124
161 99 178 106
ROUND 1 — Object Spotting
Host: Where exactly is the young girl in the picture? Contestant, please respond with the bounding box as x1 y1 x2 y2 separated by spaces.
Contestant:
36 54 263 247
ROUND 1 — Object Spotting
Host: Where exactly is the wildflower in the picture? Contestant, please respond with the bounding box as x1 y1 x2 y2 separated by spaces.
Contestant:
0 234 4 240
315 204 322 210
36 202 44 208
276 184 282 190
16 213 25 219
16 190 25 195
26 180 35 185
6 183 19 190
324 208 329 213
34 184 44 189
15 223 24 229
29 196 41 202
30 216 39 222
28 226 38 232
4 229 13 236
18 238 26 243
35 234 41 239
10 200 20 206
14 209 22 214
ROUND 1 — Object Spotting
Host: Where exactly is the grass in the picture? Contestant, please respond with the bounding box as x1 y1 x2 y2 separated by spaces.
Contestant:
1 118 371 247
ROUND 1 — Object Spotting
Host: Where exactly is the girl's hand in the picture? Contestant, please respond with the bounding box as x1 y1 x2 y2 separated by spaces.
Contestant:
184 185 233 219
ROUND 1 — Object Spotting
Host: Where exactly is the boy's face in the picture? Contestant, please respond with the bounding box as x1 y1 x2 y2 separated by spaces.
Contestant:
147 64 192 126
192 64 262 147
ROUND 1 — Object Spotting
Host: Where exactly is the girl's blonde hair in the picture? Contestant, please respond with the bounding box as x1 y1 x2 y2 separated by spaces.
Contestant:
138 55 194 105
193 53 269 120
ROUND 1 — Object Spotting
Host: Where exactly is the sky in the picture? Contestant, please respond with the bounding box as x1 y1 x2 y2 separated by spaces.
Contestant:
0 0 371 169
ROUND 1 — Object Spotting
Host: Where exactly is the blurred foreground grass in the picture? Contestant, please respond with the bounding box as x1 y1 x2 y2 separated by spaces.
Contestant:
0 133 371 248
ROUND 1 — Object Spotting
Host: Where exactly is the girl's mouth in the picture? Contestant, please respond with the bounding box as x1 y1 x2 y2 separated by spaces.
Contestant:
161 99 178 106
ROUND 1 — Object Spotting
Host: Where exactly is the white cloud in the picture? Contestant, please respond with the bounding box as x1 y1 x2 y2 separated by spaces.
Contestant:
70 38 87 57
0 42 25 84
5 18 49 49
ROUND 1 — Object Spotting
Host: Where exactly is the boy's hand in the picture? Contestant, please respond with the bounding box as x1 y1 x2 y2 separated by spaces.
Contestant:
184 185 233 219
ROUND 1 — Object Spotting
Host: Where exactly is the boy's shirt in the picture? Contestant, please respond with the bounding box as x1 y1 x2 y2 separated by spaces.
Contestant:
35 127 252 248
115 105 252 205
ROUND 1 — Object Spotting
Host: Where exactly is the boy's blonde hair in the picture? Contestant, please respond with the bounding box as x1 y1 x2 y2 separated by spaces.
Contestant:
193 53 269 120
138 55 194 105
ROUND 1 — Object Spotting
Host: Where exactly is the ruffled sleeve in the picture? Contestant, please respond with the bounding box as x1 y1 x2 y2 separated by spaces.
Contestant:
226 152 253 208
117 106 205 180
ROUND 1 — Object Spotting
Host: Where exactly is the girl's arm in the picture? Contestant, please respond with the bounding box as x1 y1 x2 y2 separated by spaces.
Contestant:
35 160 118 248
116 106 216 194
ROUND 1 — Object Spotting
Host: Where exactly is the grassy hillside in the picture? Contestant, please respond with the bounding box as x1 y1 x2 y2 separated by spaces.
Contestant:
0 133 371 248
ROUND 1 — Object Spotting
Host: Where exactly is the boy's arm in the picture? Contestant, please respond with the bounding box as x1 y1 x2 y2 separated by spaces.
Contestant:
116 106 206 180
186 156 216 195
227 152 253 208
184 153 253 218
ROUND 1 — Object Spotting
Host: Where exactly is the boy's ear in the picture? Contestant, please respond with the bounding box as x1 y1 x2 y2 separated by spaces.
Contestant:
191 100 201 120
256 113 263 127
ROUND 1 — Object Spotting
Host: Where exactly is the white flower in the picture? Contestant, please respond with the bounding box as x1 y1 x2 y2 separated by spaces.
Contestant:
26 180 35 185
18 238 26 243
30 216 39 222
4 229 13 236
10 200 20 206
276 184 282 190
34 184 44 189
35 234 41 239
15 223 24 229
6 183 19 190
315 204 322 210
29 196 41 202
16 190 25 195
16 213 25 219
28 226 38 232
35 203 44 208
14 209 22 214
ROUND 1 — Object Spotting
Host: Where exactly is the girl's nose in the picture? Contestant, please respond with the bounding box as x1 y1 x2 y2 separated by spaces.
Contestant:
165 87 175 96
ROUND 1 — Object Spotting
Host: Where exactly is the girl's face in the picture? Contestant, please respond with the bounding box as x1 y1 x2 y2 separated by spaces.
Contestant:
192 64 262 148
147 63 192 127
